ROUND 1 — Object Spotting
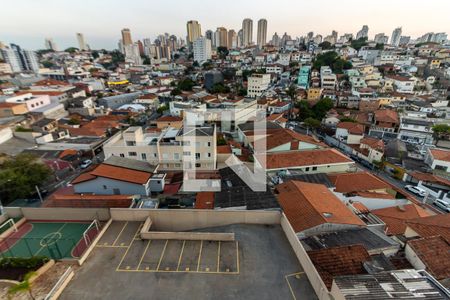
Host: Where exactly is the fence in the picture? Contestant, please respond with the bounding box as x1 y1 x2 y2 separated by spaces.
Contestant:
44 266 74 300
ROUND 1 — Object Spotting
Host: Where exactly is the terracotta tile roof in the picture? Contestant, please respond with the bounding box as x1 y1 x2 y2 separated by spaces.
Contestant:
254 128 325 151
17 90 65 96
276 181 365 233
33 79 71 86
308 245 370 289
354 191 395 199
429 148 450 162
58 149 78 159
195 192 215 209
266 113 287 122
372 204 430 235
408 171 450 187
328 172 391 194
262 148 353 170
407 236 450 281
72 164 152 185
375 109 399 124
217 145 232 154
0 102 24 108
360 137 384 152
156 115 183 122
44 193 132 208
351 202 370 213
337 122 365 135
406 214 450 243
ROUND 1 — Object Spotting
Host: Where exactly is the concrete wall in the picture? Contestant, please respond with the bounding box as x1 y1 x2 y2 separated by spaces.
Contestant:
5 207 110 221
0 127 13 144
74 177 149 196
110 209 281 231
404 243 426 272
280 214 331 300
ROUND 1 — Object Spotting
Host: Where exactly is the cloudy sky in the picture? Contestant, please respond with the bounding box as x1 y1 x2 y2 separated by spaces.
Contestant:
1 0 449 50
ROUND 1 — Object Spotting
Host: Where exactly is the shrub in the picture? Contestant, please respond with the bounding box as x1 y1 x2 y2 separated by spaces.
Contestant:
0 257 49 269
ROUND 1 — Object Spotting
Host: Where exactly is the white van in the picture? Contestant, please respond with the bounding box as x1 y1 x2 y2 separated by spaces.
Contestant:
433 199 450 213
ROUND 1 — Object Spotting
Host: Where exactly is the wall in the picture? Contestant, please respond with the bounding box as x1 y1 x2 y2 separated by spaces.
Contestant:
13 131 42 143
280 214 331 300
404 243 425 271
141 231 235 241
5 207 110 221
0 127 13 144
110 209 280 231
73 177 149 196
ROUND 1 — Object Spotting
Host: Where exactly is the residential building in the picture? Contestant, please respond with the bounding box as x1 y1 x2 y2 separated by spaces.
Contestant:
227 29 237 49
374 33 389 44
193 37 212 63
398 117 434 145
297 66 310 89
257 19 267 47
386 75 415 93
425 148 450 172
247 74 271 98
320 66 336 90
369 109 399 139
71 156 158 196
186 20 202 48
356 25 369 40
5 93 51 112
215 27 227 48
335 122 365 144
0 102 28 117
390 27 402 47
0 45 39 73
242 18 253 47
121 28 133 46
307 88 322 100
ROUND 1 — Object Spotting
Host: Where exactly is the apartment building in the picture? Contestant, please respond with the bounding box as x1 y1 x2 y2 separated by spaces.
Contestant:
320 66 337 90
5 93 51 112
398 117 434 145
247 74 271 98
103 125 217 171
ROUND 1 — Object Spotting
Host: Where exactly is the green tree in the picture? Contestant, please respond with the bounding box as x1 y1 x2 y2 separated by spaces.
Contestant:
157 105 168 114
304 117 321 129
319 41 333 50
177 78 195 91
375 43 384 50
68 118 80 125
350 37 368 50
41 61 54 68
64 47 79 53
313 97 334 120
209 83 230 94
217 47 229 59
142 57 151 65
8 271 36 300
192 61 199 67
296 100 314 121
339 117 357 123
0 154 52 205
170 88 182 96
92 50 100 59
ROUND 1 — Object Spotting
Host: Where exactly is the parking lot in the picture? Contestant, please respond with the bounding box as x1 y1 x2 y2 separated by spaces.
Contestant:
61 222 317 300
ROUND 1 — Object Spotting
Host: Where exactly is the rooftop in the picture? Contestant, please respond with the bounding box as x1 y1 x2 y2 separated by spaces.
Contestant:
372 204 430 235
406 214 450 243
328 172 391 194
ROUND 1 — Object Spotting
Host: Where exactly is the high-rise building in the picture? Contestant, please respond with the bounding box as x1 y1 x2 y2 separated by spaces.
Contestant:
77 33 87 51
432 32 448 44
205 30 213 41
390 27 402 47
399 36 411 46
1 44 39 73
242 18 253 47
124 43 142 65
186 20 202 48
374 33 389 44
237 29 243 48
215 27 228 48
271 32 280 47
121 28 133 46
306 32 314 42
193 36 211 63
227 30 237 49
257 19 267 47
45 38 57 51
356 25 369 40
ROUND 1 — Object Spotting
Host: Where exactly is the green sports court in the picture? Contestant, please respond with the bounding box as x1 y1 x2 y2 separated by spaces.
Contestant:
0 219 100 259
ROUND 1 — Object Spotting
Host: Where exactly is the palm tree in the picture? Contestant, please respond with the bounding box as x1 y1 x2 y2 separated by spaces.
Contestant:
8 271 36 300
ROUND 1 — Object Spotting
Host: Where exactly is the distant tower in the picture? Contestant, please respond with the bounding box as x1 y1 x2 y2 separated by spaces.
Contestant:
356 25 369 40
76 33 87 51
215 27 228 48
390 27 402 47
45 38 57 51
257 19 267 47
121 28 133 46
186 20 202 48
242 18 253 47
227 30 237 49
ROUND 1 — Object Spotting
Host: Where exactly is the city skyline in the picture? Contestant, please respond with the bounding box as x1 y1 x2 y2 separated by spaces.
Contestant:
1 0 449 50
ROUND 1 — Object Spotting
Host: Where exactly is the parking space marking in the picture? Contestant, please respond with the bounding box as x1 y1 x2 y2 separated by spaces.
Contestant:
196 240 203 272
236 241 240 274
176 240 186 271
285 272 305 300
115 223 145 272
112 221 128 246
217 241 221 272
156 240 168 271
137 240 151 270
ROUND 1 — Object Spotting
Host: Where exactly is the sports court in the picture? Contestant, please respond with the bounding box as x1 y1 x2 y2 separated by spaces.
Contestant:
0 219 100 259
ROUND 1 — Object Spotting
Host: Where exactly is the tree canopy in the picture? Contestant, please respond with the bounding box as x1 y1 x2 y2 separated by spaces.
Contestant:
296 97 334 123
350 37 368 50
209 83 230 94
64 47 79 53
0 154 52 205
318 41 333 50
177 78 195 91
312 51 352 74
432 124 450 135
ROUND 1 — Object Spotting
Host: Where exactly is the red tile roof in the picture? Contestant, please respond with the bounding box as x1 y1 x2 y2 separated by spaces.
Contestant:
372 204 430 235
156 115 183 122
429 148 450 162
408 171 450 187
33 79 71 86
407 236 450 281
262 148 353 170
195 192 215 209
72 164 152 185
254 128 325 151
217 145 232 154
276 181 365 233
360 137 384 152
308 245 370 289
44 194 132 208
337 122 364 135
375 109 399 124
406 214 450 243
329 172 391 194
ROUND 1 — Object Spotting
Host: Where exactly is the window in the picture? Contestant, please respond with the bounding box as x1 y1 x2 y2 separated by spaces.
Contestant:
141 153 147 160
183 151 191 156
305 167 310 171
195 153 201 160
195 163 201 168
103 185 107 190
153 153 157 158
208 153 211 158
174 153 180 160
312 166 317 171
126 141 136 146
162 153 168 159
128 152 137 156
175 163 181 168
113 188 120 195
206 142 211 147
119 153 125 157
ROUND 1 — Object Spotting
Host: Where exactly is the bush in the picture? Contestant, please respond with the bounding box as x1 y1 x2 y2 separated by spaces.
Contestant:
0 257 49 269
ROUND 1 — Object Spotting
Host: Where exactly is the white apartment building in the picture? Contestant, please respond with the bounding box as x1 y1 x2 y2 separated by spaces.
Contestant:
386 75 415 94
247 74 271 98
320 66 337 90
5 93 51 112
193 37 212 63
398 118 434 145
103 125 217 171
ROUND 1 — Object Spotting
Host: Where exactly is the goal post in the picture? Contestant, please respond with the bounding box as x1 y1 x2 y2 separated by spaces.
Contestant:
83 219 100 246
0 218 17 234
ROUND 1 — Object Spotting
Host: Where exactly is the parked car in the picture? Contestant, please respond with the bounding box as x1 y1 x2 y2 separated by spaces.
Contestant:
405 185 427 197
433 199 450 213
80 159 93 169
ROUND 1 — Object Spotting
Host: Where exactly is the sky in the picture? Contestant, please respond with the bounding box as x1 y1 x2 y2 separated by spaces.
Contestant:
1 0 449 50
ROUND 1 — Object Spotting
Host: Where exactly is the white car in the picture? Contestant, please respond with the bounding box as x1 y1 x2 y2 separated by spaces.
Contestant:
80 159 93 169
404 185 426 197
433 199 450 213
